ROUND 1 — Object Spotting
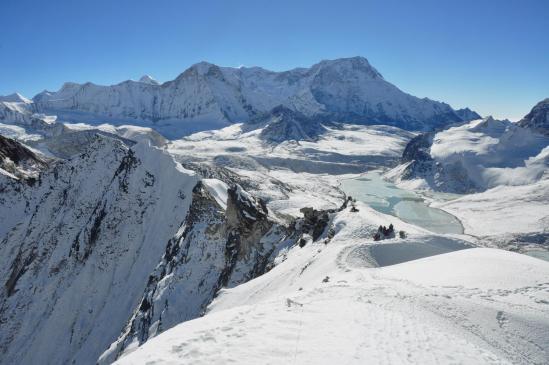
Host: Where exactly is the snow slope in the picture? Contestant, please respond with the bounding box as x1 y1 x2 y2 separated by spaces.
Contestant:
0 136 199 364
432 180 549 237
115 202 549 365
0 133 307 365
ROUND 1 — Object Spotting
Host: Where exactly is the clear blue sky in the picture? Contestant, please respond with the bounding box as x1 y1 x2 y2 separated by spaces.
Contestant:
1 0 547 120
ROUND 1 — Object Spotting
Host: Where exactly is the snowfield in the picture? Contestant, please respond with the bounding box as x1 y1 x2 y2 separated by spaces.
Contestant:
115 203 549 365
168 122 413 216
432 179 549 237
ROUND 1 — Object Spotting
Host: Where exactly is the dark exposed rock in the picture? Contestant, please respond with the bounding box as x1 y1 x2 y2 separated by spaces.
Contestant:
518 98 549 136
402 133 434 163
299 207 330 241
373 224 395 241
399 132 478 193
103 182 297 363
0 134 49 183
254 106 326 143
455 108 481 122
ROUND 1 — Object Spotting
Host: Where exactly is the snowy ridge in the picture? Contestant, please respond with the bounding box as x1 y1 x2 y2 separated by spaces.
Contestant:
0 136 200 364
99 181 298 363
26 57 475 137
0 133 310 364
114 202 549 364
0 98 65 139
0 93 32 104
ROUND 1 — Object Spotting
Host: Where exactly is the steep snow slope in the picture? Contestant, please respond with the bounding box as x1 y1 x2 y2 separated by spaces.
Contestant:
115 202 549 365
98 183 297 364
0 136 199 364
0 133 306 364
27 124 167 159
388 116 549 193
28 57 473 137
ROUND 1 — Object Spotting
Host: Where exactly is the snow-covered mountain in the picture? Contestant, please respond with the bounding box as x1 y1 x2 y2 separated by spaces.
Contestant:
387 115 549 193
454 107 481 121
249 106 326 143
1 58 547 365
137 75 160 85
0 134 303 364
0 108 548 364
0 93 32 104
25 57 475 137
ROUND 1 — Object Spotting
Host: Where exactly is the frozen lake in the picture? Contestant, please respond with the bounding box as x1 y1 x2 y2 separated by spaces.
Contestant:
340 171 463 234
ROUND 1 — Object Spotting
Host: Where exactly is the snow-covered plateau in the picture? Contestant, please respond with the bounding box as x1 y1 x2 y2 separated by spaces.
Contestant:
0 58 548 364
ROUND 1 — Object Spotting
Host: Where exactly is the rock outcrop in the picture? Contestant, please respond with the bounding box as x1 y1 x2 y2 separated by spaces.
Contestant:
518 98 549 136
0 134 49 182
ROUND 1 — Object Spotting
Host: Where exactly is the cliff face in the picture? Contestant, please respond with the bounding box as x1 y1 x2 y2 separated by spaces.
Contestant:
518 98 549 136
0 134 302 365
0 134 49 182
0 135 200 364
100 181 296 363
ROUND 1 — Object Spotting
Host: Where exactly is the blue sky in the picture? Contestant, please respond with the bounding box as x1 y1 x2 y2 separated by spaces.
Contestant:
1 0 547 120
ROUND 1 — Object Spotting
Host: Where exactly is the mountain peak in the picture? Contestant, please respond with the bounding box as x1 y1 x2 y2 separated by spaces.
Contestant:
313 56 383 79
258 106 326 143
518 98 549 136
138 75 160 85
189 61 217 74
0 92 32 104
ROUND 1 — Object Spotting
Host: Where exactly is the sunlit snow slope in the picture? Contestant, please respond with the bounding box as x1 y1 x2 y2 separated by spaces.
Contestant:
116 203 549 365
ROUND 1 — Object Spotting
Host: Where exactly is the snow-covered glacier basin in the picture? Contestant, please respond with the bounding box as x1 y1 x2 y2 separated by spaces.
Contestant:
341 171 463 234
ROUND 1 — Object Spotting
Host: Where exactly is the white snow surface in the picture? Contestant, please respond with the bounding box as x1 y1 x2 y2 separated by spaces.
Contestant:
115 203 549 365
390 117 549 193
202 178 229 209
430 117 549 189
433 179 549 236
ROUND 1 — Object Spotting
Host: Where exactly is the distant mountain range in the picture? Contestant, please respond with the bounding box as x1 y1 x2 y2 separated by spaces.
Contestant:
17 57 479 136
